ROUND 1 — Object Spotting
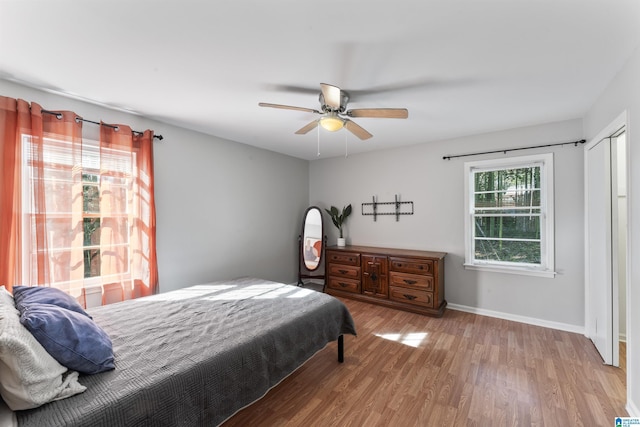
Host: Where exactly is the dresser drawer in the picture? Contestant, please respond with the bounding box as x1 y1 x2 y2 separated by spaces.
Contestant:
389 257 434 275
326 251 361 266
389 286 433 308
390 272 433 291
328 264 360 279
328 277 361 294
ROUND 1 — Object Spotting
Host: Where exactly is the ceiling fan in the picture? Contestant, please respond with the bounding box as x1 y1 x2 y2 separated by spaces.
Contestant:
258 83 408 140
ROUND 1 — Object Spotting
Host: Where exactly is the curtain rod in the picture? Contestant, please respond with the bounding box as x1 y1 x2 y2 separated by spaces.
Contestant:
442 138 585 160
41 109 164 141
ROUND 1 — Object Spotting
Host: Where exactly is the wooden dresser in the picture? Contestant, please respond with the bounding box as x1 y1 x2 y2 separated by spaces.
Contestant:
325 245 446 317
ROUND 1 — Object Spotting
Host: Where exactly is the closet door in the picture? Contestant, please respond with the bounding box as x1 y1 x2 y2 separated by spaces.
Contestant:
585 138 614 365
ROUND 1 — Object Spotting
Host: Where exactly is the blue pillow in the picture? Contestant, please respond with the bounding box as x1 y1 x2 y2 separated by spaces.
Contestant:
19 303 115 374
13 286 91 319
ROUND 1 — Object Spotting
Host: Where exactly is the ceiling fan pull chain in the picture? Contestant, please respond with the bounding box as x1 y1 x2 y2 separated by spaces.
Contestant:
345 131 348 158
317 123 321 157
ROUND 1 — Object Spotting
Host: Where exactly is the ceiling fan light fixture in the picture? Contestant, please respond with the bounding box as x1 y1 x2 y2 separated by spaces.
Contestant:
319 115 344 132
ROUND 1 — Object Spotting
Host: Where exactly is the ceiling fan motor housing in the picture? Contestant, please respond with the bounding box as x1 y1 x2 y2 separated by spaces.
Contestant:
319 91 349 113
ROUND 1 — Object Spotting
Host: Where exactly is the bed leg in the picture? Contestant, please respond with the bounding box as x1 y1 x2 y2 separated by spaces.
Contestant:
338 335 344 363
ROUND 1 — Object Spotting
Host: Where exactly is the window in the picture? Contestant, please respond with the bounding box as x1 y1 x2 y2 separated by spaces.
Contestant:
21 136 133 297
464 153 555 277
83 172 102 278
0 98 157 308
80 139 133 284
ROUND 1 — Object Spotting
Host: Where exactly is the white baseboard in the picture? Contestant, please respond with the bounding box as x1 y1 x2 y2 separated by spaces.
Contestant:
447 303 584 334
627 400 640 418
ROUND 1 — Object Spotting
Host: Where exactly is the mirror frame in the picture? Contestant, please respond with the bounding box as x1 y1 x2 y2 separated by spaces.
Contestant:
301 206 324 272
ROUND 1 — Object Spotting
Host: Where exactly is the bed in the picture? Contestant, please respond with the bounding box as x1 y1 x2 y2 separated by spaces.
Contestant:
5 277 356 426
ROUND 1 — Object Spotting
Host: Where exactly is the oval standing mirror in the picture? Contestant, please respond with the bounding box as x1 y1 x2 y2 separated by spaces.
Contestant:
302 206 324 271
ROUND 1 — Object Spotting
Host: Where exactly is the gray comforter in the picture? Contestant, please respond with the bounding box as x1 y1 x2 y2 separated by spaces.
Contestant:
16 278 356 427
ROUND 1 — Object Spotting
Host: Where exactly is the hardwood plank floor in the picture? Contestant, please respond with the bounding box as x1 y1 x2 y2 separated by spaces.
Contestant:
223 298 627 426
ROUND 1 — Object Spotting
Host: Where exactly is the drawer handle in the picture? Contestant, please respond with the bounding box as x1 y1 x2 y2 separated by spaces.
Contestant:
403 279 417 285
403 294 417 301
339 282 349 288
338 269 349 274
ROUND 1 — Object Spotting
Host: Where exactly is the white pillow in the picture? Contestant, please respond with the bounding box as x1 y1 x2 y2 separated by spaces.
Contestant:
0 286 86 410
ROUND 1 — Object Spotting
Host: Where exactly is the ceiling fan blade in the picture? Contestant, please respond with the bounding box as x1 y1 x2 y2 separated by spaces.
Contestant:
320 83 342 110
258 102 320 114
295 120 320 135
346 108 409 119
264 84 319 95
344 119 373 140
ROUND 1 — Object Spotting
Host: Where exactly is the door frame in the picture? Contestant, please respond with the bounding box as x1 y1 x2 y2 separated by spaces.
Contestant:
584 110 628 366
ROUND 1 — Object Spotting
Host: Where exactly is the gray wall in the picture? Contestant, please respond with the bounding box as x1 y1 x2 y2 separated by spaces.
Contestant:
0 80 310 292
583 44 640 417
310 118 585 331
153 126 309 291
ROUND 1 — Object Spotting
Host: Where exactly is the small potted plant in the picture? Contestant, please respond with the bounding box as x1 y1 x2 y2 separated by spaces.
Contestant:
325 204 352 247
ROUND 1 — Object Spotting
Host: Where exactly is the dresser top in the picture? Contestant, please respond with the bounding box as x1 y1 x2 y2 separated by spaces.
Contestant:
326 245 446 260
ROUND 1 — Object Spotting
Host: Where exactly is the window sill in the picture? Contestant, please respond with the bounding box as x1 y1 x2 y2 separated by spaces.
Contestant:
463 263 556 278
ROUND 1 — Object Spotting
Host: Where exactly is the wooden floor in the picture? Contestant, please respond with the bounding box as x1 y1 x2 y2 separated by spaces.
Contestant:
224 298 627 426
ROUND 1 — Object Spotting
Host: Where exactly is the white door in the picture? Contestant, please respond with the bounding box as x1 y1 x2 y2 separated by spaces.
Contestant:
585 137 615 365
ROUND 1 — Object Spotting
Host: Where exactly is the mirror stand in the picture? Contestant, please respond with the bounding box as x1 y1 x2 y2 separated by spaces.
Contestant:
298 206 326 291
297 234 326 289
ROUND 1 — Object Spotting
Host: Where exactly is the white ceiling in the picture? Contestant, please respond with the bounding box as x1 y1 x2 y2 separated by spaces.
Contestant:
1 0 639 160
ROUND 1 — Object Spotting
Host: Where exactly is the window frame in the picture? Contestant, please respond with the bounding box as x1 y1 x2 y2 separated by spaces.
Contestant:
463 153 556 278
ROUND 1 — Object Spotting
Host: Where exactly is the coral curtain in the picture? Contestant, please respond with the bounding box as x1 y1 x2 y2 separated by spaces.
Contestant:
0 97 83 294
0 95 157 305
99 124 158 301
0 96 24 293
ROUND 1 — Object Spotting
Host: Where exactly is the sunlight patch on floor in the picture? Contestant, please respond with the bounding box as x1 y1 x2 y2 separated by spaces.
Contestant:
375 332 428 348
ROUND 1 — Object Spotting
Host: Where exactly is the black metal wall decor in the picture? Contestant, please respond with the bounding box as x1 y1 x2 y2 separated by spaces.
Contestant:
362 195 414 222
